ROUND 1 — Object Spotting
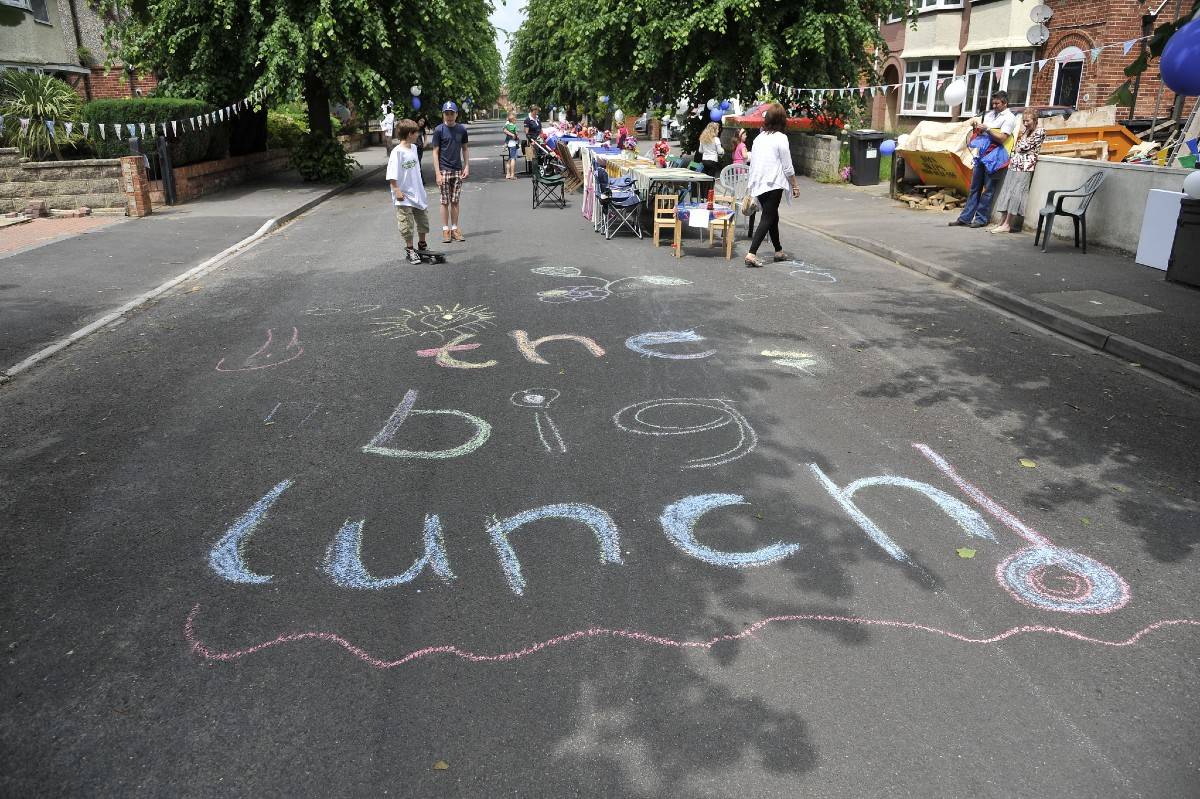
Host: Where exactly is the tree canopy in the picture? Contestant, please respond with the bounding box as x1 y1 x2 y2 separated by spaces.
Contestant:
507 0 904 124
101 0 501 134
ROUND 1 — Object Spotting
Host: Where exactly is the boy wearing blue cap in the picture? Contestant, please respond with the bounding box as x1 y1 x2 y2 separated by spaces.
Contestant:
431 101 470 243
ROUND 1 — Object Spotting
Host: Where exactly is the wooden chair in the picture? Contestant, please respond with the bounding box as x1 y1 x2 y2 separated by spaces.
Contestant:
651 194 678 248
555 142 584 193
707 193 736 260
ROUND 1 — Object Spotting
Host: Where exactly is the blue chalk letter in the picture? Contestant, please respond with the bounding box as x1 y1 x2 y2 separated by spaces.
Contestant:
324 514 455 589
625 330 716 360
660 493 800 567
487 504 622 595
208 478 293 584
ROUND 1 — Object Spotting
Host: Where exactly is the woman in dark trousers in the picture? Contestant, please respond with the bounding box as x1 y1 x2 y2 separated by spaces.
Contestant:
744 103 800 267
415 117 428 162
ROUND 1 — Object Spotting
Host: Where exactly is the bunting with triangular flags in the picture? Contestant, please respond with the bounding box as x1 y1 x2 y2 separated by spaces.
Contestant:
19 117 30 134
1122 39 1135 55
45 120 55 139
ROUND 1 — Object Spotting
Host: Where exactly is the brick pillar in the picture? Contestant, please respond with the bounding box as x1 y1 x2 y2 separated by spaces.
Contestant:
119 155 152 217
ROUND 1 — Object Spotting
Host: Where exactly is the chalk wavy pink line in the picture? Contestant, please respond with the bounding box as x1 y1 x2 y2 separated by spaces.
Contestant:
185 605 1200 670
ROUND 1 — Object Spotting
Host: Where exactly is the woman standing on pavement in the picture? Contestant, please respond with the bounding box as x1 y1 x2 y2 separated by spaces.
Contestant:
698 122 724 176
744 103 799 268
989 108 1045 233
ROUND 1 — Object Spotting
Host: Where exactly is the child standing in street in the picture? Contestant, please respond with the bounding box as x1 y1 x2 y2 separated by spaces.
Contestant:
386 118 431 265
431 101 470 243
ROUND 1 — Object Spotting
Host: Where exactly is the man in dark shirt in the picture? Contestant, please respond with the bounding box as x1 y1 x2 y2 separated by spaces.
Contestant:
431 101 470 243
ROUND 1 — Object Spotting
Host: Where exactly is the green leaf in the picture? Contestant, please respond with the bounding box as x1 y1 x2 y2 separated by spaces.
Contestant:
956 547 976 559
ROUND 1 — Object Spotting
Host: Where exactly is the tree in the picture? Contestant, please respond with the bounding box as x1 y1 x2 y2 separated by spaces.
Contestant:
507 0 905 142
100 0 501 146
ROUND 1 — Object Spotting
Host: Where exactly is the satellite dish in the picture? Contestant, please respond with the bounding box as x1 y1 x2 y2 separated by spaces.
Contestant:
1029 4 1053 23
1027 24 1050 46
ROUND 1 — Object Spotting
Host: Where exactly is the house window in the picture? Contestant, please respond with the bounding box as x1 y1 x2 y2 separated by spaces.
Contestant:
29 0 49 22
1051 47 1085 108
964 50 1034 113
0 0 32 9
902 58 957 116
887 0 962 23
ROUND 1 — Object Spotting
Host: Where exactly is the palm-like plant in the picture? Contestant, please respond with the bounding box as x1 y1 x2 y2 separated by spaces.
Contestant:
0 70 85 160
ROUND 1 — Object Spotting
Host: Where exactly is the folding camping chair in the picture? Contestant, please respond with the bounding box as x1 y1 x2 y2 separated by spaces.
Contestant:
594 166 642 239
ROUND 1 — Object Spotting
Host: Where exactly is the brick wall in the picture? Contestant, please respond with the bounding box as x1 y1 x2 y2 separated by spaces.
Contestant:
147 149 290 205
75 67 159 101
1035 0 1194 121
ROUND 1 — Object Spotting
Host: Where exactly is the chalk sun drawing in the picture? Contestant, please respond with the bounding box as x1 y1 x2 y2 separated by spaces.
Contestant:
185 606 1200 671
510 388 567 453
913 443 1131 614
370 303 495 342
215 327 304 372
783 260 837 284
613 398 758 469
362 389 491 460
531 266 691 303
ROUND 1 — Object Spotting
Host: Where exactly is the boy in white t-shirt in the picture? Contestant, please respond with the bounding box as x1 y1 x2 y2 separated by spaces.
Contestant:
386 118 430 265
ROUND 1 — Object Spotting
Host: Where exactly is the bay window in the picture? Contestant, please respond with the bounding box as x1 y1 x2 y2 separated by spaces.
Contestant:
902 58 957 116
964 50 1034 113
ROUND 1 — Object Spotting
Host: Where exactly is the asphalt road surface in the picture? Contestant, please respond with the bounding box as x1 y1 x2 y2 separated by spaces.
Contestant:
2 122 1198 798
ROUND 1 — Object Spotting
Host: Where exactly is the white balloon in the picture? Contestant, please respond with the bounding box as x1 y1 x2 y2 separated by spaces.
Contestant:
614 109 625 123
943 79 968 108
706 98 718 110
410 85 421 96
1185 169 1200 200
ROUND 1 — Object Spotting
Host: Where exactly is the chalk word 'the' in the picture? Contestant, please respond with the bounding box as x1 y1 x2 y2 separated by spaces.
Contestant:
207 444 1130 614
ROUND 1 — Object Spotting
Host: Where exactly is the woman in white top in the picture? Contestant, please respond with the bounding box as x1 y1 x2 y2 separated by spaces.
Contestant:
744 103 800 267
698 122 724 177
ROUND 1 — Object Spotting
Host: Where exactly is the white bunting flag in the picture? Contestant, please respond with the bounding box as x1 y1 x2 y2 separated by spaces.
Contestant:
82 122 89 137
172 120 177 136
218 109 225 122
1122 39 1135 55
98 123 105 139
45 120 55 139
19 117 30 134
906 81 916 97
64 121 73 138
1090 47 1101 63
139 122 146 138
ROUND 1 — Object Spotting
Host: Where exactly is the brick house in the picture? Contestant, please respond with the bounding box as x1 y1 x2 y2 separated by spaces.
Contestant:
0 0 156 100
872 0 1193 132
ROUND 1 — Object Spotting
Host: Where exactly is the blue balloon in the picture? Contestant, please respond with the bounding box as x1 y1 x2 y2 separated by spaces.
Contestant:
1161 19 1200 97
880 138 896 156
411 96 421 110
709 108 724 122
719 100 731 111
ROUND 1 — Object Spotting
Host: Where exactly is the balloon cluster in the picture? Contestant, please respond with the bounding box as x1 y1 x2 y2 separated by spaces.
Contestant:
410 84 422 111
706 98 732 122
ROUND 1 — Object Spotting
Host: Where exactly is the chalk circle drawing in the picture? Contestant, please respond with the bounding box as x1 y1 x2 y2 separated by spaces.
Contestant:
613 398 758 469
783 261 837 284
362 389 491 460
913 443 1131 615
761 350 821 375
215 327 304 372
185 605 1200 671
510 388 567 453
371 303 496 342
626 330 716 360
531 267 692 303
416 333 498 369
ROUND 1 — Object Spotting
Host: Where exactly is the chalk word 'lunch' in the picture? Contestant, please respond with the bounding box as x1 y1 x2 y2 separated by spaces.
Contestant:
207 444 1129 614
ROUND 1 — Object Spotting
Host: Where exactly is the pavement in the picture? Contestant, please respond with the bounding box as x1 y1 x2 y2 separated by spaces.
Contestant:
1 120 1198 796
0 215 125 257
0 147 389 374
778 178 1200 390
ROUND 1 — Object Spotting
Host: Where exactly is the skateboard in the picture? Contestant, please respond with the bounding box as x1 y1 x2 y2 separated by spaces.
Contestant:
410 248 446 264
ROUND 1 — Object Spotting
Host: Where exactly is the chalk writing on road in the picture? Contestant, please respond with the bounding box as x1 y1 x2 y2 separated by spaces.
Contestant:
613 398 758 469
215 327 304 372
416 333 498 369
783 260 837 283
510 388 567 453
371 303 496 342
531 266 692 303
625 330 716 360
361 389 492 460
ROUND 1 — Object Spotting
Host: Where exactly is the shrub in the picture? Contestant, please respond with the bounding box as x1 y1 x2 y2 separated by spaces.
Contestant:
0 70 85 160
290 133 357 182
266 110 306 150
81 97 228 167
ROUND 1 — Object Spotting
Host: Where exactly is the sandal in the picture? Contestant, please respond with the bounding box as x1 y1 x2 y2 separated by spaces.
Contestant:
744 254 765 268
772 251 790 262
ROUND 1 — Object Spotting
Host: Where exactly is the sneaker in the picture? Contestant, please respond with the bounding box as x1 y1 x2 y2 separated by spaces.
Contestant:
451 229 466 242
969 221 987 228
405 248 423 265
947 219 968 227
417 241 429 251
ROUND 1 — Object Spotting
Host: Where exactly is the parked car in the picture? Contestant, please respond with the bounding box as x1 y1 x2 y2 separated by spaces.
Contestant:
634 112 682 139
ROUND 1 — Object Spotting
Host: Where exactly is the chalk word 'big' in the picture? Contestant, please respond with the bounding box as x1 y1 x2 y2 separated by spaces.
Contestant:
208 445 1130 614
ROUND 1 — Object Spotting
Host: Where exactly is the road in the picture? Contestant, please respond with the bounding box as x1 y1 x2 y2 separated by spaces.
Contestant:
2 121 1198 798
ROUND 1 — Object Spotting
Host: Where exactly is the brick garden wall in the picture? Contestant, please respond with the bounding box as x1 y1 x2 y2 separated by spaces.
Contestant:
0 148 125 213
75 67 159 101
147 149 290 205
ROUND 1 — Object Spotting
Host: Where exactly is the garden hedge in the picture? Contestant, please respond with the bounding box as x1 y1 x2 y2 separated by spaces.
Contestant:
81 97 228 167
